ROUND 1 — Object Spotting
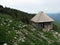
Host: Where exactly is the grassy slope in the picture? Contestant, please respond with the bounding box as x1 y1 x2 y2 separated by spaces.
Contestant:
0 14 60 45
0 5 35 24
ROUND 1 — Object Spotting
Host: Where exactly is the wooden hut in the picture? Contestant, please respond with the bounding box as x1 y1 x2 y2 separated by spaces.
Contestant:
31 11 54 31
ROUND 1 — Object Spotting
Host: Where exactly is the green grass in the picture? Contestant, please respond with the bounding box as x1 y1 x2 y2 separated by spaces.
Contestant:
0 13 60 45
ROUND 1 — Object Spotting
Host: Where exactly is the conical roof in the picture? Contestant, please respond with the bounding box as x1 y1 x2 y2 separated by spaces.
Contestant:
31 11 54 23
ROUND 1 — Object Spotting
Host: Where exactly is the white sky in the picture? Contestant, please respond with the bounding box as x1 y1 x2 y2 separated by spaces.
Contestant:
0 0 60 13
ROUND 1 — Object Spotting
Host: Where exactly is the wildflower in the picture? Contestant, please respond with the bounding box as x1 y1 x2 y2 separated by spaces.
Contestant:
23 25 27 28
8 31 10 33
21 39 25 42
18 25 21 27
15 30 18 32
9 20 12 22
7 24 10 26
23 37 25 39
58 34 60 36
3 22 6 25
14 37 17 39
26 32 28 34
55 32 58 35
3 43 7 45
18 38 21 41
14 42 17 45
16 31 20 34
51 30 54 32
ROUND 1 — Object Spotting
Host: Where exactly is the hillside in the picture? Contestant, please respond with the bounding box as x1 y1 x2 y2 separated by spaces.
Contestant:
0 5 60 45
0 13 60 45
0 5 35 24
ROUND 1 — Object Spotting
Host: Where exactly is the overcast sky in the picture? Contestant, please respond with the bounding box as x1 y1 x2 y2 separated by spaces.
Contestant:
0 0 60 13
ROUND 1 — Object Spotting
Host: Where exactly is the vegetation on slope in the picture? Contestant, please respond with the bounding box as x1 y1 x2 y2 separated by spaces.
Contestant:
0 5 35 24
0 13 60 45
0 5 60 45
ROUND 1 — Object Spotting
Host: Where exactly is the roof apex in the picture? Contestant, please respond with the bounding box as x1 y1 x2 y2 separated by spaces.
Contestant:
31 11 54 23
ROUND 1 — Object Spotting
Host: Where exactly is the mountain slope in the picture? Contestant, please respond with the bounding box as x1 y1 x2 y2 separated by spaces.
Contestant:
0 5 35 24
0 13 60 45
0 5 60 45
